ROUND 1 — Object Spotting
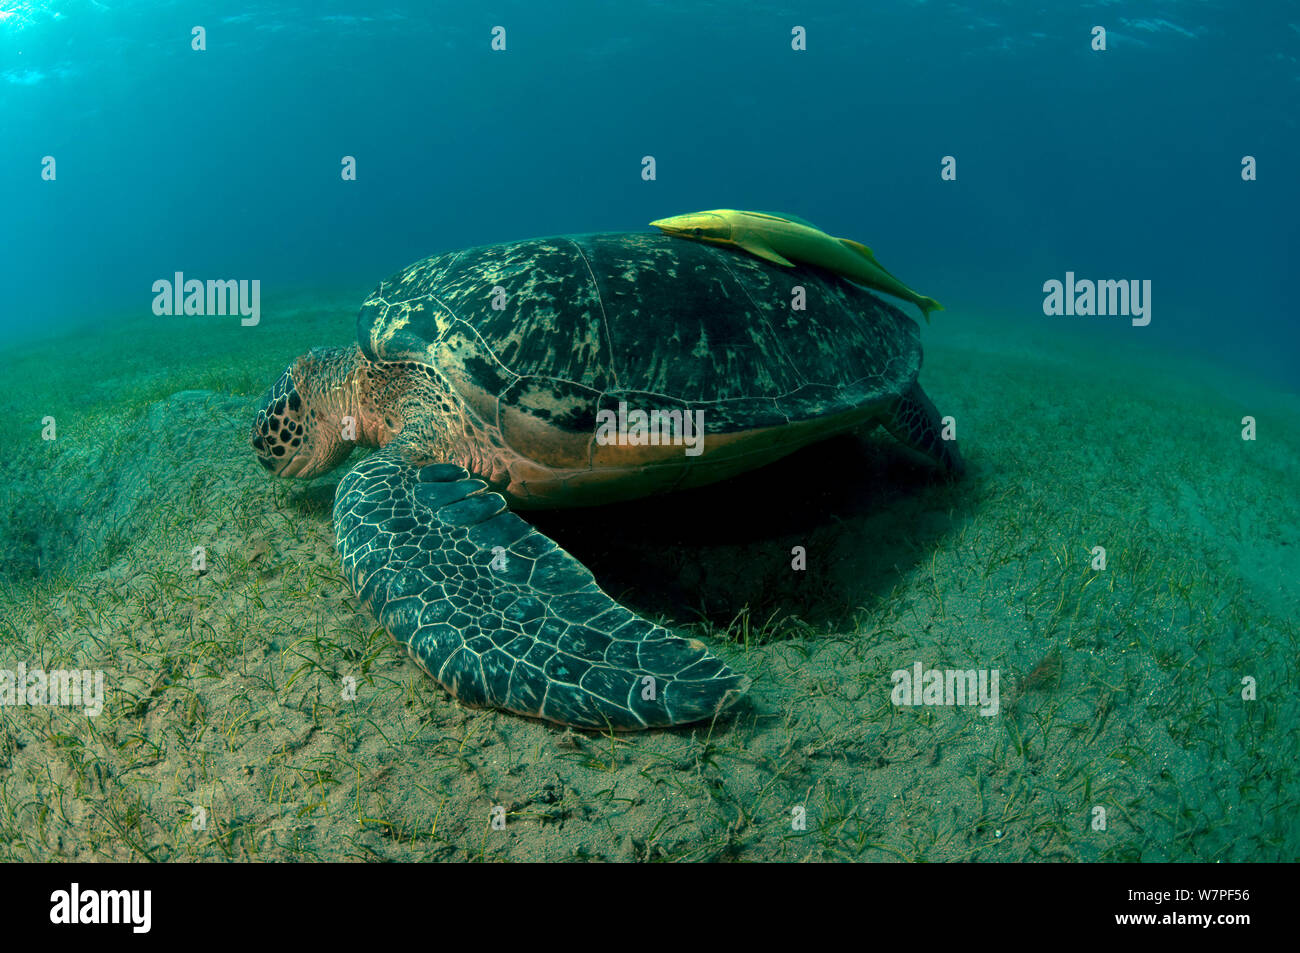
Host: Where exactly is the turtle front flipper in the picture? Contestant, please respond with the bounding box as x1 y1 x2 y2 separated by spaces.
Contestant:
333 444 750 730
880 382 965 475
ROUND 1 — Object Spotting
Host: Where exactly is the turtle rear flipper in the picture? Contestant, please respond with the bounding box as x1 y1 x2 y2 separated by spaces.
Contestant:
880 382 964 475
333 443 750 730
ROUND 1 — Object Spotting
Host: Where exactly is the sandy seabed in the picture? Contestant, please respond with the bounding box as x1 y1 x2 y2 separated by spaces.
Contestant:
0 295 1295 861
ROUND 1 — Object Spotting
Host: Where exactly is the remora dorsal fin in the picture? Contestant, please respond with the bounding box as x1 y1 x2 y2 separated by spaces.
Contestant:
838 237 877 260
839 237 907 281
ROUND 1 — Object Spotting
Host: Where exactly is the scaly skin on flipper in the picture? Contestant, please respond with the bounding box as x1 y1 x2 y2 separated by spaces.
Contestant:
333 435 751 729
880 382 964 475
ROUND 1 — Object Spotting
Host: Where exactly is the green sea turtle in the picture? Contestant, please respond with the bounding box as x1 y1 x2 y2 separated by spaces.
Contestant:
250 231 962 730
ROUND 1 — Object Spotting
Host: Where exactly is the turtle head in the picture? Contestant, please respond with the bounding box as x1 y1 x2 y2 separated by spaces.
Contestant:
251 346 362 478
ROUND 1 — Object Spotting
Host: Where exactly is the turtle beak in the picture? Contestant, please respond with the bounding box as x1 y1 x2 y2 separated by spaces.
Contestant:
250 426 280 471
250 416 286 474
251 367 303 477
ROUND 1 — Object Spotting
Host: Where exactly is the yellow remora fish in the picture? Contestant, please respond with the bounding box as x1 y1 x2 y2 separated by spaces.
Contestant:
650 209 944 322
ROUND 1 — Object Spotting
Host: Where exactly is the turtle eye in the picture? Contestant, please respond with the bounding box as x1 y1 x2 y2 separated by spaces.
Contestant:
692 227 702 237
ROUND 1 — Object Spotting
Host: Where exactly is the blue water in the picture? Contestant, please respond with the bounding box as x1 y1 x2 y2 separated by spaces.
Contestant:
2 0 1297 388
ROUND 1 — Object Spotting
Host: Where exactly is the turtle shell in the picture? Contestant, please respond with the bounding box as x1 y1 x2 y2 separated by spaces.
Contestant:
357 232 921 441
